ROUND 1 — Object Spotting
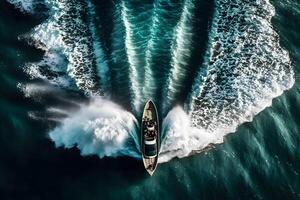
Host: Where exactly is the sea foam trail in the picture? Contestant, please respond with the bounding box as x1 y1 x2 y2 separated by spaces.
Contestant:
142 1 163 103
22 16 72 90
24 52 75 90
185 0 219 111
163 0 295 161
49 98 140 158
162 0 195 114
109 4 132 106
7 0 34 13
159 106 218 163
189 0 294 132
141 1 185 112
86 0 111 95
24 0 103 95
142 1 182 105
121 1 144 113
8 0 295 163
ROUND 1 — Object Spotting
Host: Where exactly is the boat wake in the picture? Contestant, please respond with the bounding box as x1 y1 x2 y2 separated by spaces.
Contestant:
49 98 140 158
10 0 294 162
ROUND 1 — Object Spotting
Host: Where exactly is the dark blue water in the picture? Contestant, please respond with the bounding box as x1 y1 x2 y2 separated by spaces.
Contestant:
1 0 300 199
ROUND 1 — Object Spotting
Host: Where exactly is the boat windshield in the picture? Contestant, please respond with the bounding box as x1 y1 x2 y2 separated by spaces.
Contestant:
145 143 157 157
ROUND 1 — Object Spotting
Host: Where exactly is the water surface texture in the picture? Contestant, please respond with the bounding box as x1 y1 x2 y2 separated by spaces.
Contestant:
1 0 300 199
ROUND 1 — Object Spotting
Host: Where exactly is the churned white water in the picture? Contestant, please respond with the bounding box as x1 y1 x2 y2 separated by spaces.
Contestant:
9 0 294 162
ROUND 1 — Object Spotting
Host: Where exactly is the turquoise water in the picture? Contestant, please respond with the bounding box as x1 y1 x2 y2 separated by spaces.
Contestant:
1 0 300 199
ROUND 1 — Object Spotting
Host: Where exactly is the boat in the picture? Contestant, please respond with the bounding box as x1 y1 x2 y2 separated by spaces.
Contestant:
141 100 160 176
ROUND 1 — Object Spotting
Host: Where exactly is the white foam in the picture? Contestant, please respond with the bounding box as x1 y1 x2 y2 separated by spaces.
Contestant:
121 2 144 113
142 1 161 103
159 106 220 163
49 98 140 158
86 1 111 95
24 51 74 89
24 0 102 95
14 0 295 163
7 0 34 13
162 0 195 112
30 20 64 51
177 0 295 161
18 83 54 99
47 107 70 116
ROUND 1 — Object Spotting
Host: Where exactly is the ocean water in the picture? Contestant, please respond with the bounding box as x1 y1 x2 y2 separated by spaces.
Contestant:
0 0 300 199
